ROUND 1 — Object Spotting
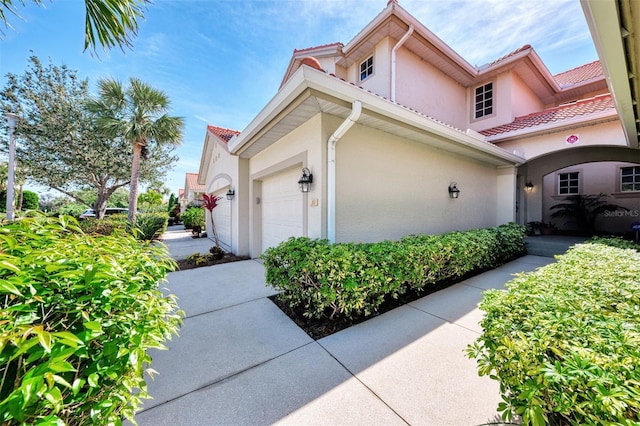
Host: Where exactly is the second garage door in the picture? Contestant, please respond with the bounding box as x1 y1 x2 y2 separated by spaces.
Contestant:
261 168 303 253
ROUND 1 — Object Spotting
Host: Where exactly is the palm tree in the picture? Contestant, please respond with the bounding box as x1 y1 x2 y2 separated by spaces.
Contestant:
550 193 629 235
1 0 149 54
86 77 183 223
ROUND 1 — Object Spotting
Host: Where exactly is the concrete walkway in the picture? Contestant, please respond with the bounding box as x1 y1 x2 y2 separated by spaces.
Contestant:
131 226 555 425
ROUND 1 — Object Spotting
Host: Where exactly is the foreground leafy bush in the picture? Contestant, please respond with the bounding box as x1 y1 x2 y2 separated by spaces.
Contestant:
262 223 525 320
0 215 182 424
468 243 640 425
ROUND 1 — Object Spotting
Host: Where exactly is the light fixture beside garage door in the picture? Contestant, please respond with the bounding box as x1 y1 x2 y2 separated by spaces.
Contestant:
298 168 313 193
226 188 235 200
448 182 460 199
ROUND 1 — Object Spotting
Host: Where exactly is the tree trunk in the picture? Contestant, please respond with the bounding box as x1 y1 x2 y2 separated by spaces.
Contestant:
128 142 143 223
93 192 110 219
17 184 23 211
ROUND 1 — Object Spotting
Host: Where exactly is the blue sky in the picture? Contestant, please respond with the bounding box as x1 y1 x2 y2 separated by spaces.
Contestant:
1 0 597 197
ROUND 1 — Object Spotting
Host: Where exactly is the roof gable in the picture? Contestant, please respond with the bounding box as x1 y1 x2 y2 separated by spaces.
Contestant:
207 125 240 143
185 172 205 192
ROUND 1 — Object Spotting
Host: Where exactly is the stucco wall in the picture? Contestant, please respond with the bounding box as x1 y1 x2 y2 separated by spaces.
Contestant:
394 45 467 130
333 118 500 243
468 72 513 132
510 72 544 119
494 119 626 161
347 38 391 98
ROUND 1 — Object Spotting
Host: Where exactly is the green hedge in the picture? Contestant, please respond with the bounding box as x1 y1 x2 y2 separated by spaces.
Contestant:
78 212 169 241
0 215 182 424
468 243 640 425
261 223 526 320
182 207 204 230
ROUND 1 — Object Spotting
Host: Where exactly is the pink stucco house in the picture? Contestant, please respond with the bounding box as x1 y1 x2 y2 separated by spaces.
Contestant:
199 0 640 257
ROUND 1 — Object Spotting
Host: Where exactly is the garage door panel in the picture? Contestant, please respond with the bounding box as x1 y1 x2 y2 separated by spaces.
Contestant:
262 168 303 252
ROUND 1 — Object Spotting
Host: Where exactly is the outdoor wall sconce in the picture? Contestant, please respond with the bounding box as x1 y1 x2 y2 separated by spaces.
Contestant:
448 183 460 199
226 188 235 200
298 167 313 193
524 181 534 192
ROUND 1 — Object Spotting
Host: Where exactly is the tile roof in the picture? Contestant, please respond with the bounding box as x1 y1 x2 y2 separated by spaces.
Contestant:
207 125 240 143
185 172 205 191
293 42 343 54
553 60 603 87
480 94 615 137
481 44 531 69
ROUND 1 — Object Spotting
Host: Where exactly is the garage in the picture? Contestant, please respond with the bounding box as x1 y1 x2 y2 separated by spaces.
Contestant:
261 167 304 253
212 189 231 249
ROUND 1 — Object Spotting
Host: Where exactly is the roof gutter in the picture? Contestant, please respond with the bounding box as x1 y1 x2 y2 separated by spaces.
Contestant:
391 25 414 102
328 100 362 243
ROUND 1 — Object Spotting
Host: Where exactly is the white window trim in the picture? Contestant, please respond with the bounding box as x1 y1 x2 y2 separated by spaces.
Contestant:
619 165 640 192
557 171 580 195
471 80 496 121
359 55 374 82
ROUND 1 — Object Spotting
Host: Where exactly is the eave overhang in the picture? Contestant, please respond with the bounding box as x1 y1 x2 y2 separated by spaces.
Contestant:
582 0 639 148
228 66 524 167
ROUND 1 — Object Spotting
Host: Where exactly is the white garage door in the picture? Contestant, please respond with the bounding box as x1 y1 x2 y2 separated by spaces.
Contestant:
262 168 303 252
212 191 231 249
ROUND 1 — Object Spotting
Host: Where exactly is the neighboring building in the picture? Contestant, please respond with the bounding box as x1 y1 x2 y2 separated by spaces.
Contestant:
178 188 185 212
200 0 639 257
198 125 242 252
180 173 205 213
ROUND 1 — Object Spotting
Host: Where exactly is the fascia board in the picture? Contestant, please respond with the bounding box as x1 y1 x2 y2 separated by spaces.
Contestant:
484 109 618 143
582 0 638 148
302 68 524 164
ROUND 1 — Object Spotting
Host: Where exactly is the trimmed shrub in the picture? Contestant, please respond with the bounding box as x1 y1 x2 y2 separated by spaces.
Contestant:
134 212 169 241
21 190 39 210
0 215 182 424
182 206 204 230
78 213 129 236
78 213 169 241
467 243 640 425
586 235 639 251
262 223 525 320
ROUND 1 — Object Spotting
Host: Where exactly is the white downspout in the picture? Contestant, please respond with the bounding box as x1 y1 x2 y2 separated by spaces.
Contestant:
328 100 362 243
391 25 414 102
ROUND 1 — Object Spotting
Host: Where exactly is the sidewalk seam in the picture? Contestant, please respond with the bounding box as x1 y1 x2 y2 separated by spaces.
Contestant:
316 341 411 425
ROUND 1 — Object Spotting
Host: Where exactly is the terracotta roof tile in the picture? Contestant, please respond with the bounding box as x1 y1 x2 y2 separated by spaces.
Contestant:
207 125 240 143
481 45 531 69
553 60 603 87
185 172 205 191
480 94 615 137
293 42 343 54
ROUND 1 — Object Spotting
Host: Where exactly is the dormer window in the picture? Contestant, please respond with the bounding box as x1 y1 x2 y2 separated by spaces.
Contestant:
474 82 493 119
360 55 374 81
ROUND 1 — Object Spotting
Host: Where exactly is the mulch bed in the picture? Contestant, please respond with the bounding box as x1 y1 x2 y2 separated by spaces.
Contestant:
175 254 250 271
269 279 464 340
